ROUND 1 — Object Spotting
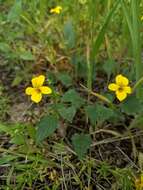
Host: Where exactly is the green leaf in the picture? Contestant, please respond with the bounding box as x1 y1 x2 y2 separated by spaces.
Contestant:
20 51 35 61
129 114 143 129
63 20 75 48
92 0 120 57
85 104 114 125
57 72 72 87
72 133 92 159
36 115 59 143
7 0 22 22
120 95 143 115
0 42 11 53
62 89 85 109
11 75 23 86
0 123 12 133
10 134 25 145
58 105 76 122
103 59 116 77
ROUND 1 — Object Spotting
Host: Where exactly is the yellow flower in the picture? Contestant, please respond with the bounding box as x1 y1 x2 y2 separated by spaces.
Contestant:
50 6 62 14
25 75 52 103
108 74 132 101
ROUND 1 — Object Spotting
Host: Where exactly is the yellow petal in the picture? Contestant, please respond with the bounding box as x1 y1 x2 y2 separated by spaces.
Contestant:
124 86 132 94
31 92 42 103
25 87 35 95
40 86 52 94
108 83 119 91
32 75 45 88
116 90 127 101
115 74 129 86
50 6 62 14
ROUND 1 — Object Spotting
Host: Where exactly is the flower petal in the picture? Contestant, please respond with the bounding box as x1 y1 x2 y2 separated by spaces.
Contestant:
124 86 132 94
25 87 35 95
31 92 42 103
108 83 119 91
50 6 62 14
40 86 52 94
32 75 45 88
116 90 127 101
115 74 129 86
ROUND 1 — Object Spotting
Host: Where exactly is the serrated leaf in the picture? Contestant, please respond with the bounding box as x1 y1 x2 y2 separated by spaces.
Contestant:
62 89 85 109
20 51 35 60
72 133 92 159
120 95 143 115
7 0 22 22
58 105 76 122
57 72 72 87
85 104 114 125
36 115 59 143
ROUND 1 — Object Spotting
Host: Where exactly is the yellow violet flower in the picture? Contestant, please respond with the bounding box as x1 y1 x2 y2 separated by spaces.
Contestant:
25 75 52 103
108 74 132 101
50 6 62 14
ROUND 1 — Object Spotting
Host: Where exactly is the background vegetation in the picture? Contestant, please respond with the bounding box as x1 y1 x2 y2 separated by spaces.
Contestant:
0 0 143 189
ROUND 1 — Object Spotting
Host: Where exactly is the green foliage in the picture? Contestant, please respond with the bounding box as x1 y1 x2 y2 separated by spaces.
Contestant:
57 72 73 87
129 114 143 129
0 155 17 165
0 0 143 189
7 0 22 22
103 59 116 78
63 20 76 48
0 123 36 145
85 104 114 126
0 85 9 120
92 0 120 57
120 95 143 115
19 51 35 61
0 42 11 53
72 133 92 159
36 115 59 143
97 162 111 179
112 168 134 190
62 89 85 109
57 104 76 123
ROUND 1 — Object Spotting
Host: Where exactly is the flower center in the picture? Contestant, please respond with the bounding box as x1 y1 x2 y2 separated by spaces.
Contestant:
35 88 41 93
118 86 124 92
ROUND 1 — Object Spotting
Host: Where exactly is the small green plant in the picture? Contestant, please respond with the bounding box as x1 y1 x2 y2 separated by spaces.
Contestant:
1 0 143 189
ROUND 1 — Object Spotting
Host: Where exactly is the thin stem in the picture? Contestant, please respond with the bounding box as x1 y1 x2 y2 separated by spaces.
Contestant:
133 76 143 92
80 84 114 107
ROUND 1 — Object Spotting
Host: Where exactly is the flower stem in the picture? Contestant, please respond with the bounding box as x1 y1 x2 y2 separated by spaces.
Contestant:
133 76 143 92
80 84 114 108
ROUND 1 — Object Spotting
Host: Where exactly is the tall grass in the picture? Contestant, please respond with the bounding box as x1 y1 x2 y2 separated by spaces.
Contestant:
121 0 143 99
86 0 120 91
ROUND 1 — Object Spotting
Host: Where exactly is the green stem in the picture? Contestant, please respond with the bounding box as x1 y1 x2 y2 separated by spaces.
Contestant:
133 76 143 92
80 84 115 108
